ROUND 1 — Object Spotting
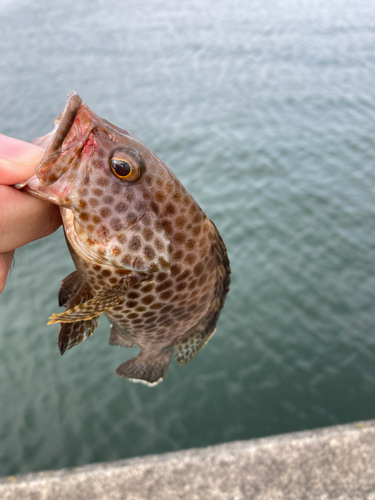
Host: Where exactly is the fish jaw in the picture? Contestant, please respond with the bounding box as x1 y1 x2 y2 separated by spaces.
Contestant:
15 173 73 206
15 92 98 206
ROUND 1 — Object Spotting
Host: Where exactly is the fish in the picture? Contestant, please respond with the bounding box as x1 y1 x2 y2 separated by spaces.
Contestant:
17 92 230 386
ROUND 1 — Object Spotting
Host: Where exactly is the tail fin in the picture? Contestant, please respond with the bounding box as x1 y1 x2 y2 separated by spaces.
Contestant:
115 347 172 386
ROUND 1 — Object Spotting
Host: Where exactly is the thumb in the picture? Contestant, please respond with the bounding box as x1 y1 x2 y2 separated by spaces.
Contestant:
0 134 45 185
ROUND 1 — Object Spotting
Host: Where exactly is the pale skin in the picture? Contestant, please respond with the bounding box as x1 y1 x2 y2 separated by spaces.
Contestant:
0 133 62 293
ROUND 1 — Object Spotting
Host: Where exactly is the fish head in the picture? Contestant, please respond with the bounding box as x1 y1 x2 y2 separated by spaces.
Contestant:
20 92 171 274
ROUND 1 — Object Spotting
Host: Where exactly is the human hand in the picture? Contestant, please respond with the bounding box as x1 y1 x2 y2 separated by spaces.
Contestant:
0 134 62 293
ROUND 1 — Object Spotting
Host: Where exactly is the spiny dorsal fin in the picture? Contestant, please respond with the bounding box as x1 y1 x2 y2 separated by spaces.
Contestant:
174 222 231 366
174 297 222 365
58 271 82 307
115 348 173 386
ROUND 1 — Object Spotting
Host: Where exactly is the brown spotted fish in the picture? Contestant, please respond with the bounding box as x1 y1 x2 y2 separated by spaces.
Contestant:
18 92 230 385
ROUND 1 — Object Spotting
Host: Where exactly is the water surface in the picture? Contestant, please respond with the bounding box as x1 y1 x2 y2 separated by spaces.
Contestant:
1 0 375 476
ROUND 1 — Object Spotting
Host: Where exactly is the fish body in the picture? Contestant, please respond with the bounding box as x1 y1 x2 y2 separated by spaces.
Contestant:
20 92 230 385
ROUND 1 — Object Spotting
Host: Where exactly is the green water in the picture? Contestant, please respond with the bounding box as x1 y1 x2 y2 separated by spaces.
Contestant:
1 0 375 477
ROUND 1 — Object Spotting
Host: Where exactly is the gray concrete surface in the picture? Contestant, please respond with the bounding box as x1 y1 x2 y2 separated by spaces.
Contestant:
1 420 375 499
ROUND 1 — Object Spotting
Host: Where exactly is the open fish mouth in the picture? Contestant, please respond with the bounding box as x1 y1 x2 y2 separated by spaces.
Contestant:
33 91 94 186
35 92 82 181
14 92 95 202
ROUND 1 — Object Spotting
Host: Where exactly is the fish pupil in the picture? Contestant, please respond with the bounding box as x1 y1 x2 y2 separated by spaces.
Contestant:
111 159 131 177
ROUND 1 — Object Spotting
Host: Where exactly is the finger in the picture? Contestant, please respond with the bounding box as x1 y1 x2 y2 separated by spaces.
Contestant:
0 157 40 185
0 134 45 185
0 186 62 253
0 250 14 294
0 133 45 166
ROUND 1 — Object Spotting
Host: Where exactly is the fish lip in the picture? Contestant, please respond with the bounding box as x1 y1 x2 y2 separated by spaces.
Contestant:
43 91 83 161
34 92 95 186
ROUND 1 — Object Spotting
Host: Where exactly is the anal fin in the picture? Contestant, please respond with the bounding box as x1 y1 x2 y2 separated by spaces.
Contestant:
109 324 135 348
115 348 172 386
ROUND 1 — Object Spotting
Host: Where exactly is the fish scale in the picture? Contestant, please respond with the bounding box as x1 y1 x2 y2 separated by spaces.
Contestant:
18 92 230 386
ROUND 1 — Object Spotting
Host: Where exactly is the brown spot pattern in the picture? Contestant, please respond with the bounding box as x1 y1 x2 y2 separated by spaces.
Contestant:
42 93 230 384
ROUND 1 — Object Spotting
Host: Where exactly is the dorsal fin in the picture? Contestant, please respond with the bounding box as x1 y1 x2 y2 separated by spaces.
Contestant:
174 299 220 365
174 220 231 365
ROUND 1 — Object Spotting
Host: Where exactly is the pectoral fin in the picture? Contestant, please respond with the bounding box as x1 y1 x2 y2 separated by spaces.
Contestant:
48 281 127 324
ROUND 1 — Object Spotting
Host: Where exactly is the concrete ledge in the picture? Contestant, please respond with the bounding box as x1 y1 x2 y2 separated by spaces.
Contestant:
1 420 375 499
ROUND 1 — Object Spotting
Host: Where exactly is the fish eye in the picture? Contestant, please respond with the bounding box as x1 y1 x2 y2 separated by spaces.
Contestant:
110 158 131 178
109 151 142 182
